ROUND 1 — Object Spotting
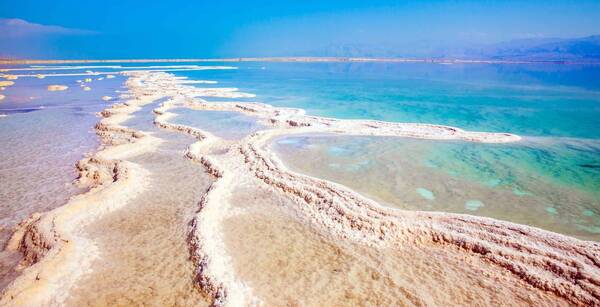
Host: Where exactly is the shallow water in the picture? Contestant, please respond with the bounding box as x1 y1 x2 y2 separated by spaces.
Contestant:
1 62 598 304
0 74 125 289
169 108 263 140
177 62 600 139
272 134 600 241
223 181 570 306
177 63 600 239
66 100 212 306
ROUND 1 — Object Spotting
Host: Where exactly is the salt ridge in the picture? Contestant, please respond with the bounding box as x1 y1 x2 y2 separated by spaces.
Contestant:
1 70 598 306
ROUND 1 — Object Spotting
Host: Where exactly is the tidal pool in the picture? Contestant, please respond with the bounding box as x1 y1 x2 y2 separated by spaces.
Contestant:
169 108 264 140
271 134 600 241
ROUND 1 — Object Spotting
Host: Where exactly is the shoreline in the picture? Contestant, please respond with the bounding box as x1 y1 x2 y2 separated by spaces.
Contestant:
2 57 600 66
0 74 166 305
149 72 598 305
1 70 598 306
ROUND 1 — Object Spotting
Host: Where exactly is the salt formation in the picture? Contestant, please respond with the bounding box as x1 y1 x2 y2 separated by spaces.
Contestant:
1 70 597 307
47 85 68 91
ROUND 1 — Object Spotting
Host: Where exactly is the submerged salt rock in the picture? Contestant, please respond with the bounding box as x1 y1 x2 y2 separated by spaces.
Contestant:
83 86 91 91
465 200 485 211
36 74 45 79
106 75 116 79
416 188 435 200
0 81 15 87
101 96 112 101
3 74 18 80
47 85 69 91
0 94 5 100
84 78 93 82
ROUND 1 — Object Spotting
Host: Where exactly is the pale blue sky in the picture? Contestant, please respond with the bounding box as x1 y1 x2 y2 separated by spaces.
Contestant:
1 0 599 58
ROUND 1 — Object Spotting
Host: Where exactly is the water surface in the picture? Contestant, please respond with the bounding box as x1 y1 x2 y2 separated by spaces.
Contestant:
272 134 600 241
0 72 125 289
169 108 263 140
178 62 600 138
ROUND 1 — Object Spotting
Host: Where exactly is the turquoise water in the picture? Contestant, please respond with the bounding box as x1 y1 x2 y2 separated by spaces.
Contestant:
273 135 600 240
176 62 600 240
169 108 264 140
177 62 600 138
1 62 598 242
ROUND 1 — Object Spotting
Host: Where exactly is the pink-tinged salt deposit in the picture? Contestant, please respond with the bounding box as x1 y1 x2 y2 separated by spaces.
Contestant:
144 72 596 306
1 70 597 307
47 85 69 91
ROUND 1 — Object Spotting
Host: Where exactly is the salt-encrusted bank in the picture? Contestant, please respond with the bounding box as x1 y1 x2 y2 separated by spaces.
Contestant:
146 72 597 306
2 70 598 307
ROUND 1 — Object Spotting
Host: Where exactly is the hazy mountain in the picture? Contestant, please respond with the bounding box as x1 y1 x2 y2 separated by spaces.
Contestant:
466 35 600 61
308 35 600 62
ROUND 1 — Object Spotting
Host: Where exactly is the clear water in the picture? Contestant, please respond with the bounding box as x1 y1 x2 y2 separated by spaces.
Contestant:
0 74 125 237
67 100 212 306
176 62 600 138
0 62 597 304
272 135 600 240
222 175 569 306
1 62 599 249
0 72 125 288
169 108 264 140
172 62 600 240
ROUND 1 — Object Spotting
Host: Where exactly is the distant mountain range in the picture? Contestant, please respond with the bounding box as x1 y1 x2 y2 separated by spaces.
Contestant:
310 35 600 62
465 35 600 61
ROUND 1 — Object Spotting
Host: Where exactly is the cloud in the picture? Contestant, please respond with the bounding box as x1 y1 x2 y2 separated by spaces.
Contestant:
0 18 97 38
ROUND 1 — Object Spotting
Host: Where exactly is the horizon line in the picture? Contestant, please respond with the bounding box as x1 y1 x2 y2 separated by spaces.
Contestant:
2 57 600 65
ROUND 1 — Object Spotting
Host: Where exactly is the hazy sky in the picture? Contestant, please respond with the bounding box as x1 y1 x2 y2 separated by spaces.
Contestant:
1 0 599 58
